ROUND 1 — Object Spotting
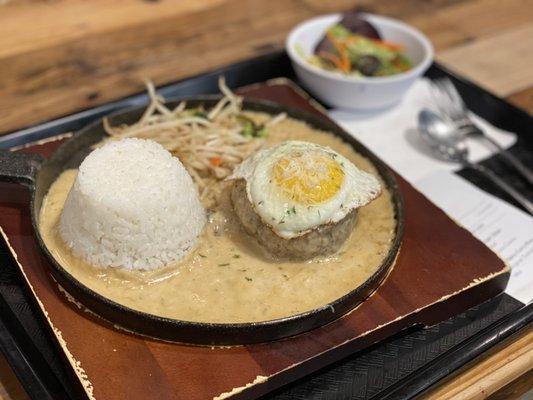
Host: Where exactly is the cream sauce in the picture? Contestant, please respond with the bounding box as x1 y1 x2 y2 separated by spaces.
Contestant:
39 114 397 323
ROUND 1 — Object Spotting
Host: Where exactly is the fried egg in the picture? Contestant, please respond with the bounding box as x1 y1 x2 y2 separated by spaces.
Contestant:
230 141 381 239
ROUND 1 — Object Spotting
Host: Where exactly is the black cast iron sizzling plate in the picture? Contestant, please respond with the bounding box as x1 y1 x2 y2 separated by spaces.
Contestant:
0 96 404 345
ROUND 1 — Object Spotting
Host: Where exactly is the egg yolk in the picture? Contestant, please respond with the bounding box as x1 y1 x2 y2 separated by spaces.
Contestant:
273 152 344 204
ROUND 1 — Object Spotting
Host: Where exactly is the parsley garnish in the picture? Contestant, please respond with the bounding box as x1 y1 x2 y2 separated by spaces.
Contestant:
192 109 208 119
285 206 297 216
236 115 268 138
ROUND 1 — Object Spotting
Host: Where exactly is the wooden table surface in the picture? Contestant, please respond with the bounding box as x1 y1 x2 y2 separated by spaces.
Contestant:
0 0 531 399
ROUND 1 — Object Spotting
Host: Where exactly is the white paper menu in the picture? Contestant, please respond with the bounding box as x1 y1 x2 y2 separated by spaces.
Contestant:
415 171 533 304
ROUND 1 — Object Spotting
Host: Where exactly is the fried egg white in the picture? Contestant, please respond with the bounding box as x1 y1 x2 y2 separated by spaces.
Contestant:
230 141 381 239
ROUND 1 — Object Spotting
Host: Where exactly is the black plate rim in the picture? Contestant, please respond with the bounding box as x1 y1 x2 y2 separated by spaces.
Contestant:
29 95 404 345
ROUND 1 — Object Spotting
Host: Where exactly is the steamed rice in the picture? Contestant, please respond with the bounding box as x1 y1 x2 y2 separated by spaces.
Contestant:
59 138 205 270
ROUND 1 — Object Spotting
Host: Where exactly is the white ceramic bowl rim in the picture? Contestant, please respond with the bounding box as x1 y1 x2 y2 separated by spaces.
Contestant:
286 12 434 84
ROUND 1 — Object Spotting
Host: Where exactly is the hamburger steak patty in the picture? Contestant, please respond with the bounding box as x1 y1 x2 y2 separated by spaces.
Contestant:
231 179 357 260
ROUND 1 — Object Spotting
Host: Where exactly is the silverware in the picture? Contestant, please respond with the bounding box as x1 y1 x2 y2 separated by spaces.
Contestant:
418 109 533 214
430 77 533 185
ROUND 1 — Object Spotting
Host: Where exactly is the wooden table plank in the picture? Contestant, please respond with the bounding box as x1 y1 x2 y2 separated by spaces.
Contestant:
0 357 29 400
438 24 533 97
0 0 225 59
406 0 533 51
507 88 533 114
487 370 532 400
0 0 532 135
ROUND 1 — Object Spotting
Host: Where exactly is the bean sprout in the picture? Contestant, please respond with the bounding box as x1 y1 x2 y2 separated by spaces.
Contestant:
104 77 286 206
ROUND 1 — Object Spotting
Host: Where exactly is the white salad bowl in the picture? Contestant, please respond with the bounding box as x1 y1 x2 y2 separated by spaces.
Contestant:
286 13 433 110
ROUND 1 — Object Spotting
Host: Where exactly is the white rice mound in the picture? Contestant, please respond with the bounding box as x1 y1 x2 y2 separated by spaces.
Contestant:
60 138 206 270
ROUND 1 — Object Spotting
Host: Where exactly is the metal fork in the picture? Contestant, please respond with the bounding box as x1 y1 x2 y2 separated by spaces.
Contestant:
431 77 533 185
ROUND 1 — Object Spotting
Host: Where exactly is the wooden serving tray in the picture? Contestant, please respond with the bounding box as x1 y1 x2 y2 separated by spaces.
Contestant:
0 80 509 400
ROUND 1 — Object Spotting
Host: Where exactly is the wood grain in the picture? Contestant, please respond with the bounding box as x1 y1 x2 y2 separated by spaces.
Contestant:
506 88 533 113
0 357 29 400
0 0 225 58
487 370 532 400
438 24 533 97
0 0 532 136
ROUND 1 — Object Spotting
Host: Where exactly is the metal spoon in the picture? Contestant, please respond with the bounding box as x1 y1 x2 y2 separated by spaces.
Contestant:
418 109 533 214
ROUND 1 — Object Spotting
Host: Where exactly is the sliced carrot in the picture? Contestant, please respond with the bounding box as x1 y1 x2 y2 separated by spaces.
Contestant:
345 35 361 44
318 51 343 70
326 32 351 73
209 157 222 166
370 38 405 51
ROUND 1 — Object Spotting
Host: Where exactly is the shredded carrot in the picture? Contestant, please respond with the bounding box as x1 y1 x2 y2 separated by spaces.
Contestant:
345 35 361 44
209 157 222 166
318 51 343 70
370 38 404 51
326 31 351 73
343 33 403 51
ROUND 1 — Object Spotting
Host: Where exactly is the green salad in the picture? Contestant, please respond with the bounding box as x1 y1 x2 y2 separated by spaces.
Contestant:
309 23 413 77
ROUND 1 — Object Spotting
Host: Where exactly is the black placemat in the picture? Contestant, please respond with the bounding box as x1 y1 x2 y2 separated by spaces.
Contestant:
0 51 531 400
264 295 526 400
